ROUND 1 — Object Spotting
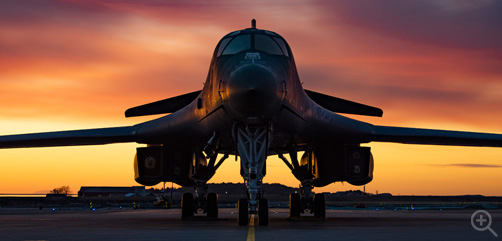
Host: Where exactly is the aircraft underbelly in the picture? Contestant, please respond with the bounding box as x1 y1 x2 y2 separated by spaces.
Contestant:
271 101 374 146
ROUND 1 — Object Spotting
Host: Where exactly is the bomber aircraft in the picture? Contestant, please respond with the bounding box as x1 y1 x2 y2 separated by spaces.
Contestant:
1 20 502 226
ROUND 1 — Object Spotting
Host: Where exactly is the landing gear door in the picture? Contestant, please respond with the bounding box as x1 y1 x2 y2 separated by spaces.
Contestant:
135 146 166 186
345 147 373 185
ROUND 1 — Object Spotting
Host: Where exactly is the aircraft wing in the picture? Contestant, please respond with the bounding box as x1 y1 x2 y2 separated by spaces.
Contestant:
371 125 502 147
0 126 138 149
305 89 383 117
125 90 201 117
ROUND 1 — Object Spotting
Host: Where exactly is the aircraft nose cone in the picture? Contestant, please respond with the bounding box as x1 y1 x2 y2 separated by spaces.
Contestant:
226 64 281 121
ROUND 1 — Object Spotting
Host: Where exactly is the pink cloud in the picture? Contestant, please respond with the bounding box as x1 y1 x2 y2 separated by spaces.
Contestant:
0 0 501 131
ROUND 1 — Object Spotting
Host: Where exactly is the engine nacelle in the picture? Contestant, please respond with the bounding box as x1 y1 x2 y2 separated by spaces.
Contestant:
134 146 194 186
310 145 374 187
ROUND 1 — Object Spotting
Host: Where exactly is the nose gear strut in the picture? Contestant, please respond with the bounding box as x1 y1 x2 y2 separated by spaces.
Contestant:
234 123 271 226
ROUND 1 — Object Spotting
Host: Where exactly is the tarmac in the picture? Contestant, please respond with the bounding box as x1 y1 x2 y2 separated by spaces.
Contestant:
0 208 500 241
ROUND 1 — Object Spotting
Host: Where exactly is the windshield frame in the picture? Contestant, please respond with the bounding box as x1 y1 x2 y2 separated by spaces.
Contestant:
217 32 290 57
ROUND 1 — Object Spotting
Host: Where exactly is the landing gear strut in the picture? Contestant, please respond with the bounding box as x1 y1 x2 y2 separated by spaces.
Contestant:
182 139 229 219
279 149 326 219
235 124 270 226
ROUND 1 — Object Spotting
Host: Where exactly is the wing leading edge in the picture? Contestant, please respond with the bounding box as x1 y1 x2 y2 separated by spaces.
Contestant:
305 89 383 117
125 90 201 118
0 126 138 149
371 125 502 147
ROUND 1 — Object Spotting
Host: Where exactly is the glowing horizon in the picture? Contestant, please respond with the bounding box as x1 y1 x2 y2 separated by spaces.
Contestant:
0 1 501 196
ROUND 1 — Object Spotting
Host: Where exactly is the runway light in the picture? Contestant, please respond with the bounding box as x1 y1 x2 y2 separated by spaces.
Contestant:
92 208 96 211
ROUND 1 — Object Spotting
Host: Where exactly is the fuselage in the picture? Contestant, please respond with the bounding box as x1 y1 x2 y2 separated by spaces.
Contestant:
0 21 500 222
134 26 374 154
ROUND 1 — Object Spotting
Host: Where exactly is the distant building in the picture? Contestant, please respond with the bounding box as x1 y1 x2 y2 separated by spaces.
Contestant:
46 193 67 198
78 186 148 197
334 190 368 196
375 193 392 197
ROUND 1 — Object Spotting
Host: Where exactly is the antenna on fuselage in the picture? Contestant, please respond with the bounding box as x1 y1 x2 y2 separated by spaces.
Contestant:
251 19 256 29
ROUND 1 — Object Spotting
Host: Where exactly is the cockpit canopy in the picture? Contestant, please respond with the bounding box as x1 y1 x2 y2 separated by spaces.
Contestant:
216 30 290 57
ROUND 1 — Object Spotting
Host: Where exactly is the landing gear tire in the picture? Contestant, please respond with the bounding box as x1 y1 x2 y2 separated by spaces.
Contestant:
181 192 194 218
207 192 218 218
289 193 301 217
238 198 249 226
314 193 326 219
258 198 268 226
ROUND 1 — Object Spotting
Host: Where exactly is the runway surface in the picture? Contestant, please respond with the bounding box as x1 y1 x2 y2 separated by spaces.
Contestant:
0 208 500 241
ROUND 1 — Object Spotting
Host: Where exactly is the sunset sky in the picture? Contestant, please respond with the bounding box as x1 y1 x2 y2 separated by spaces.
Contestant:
1 0 501 195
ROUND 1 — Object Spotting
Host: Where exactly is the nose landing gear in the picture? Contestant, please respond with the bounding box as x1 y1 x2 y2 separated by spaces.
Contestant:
235 124 271 226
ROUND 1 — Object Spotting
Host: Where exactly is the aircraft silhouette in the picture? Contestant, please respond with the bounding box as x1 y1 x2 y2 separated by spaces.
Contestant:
1 20 502 225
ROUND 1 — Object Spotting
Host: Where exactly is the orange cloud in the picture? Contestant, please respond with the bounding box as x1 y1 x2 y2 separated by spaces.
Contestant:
0 1 501 195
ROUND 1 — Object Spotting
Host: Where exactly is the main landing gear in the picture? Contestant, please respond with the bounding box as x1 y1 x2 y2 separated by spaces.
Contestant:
182 135 230 219
278 149 326 219
288 184 326 219
181 181 219 219
235 125 270 226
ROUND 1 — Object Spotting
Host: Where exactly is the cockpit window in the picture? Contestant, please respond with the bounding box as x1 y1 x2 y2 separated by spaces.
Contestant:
254 34 284 55
217 38 232 56
217 32 290 57
273 37 289 57
222 34 251 55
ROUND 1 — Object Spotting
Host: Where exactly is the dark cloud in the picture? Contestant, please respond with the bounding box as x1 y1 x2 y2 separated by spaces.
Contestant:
0 0 501 128
55 0 315 31
0 0 120 27
300 64 476 103
317 0 502 50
